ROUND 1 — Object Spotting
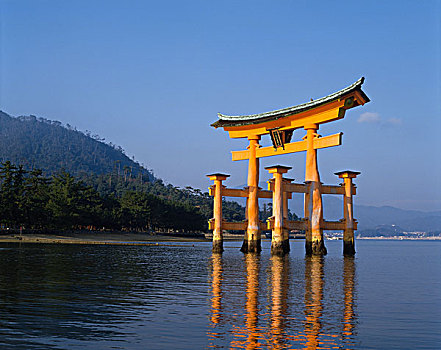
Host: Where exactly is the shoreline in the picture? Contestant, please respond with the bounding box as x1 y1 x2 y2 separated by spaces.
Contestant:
0 232 439 246
0 232 211 246
357 236 441 240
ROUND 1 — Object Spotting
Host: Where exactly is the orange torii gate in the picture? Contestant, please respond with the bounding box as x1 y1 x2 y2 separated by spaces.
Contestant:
207 78 370 255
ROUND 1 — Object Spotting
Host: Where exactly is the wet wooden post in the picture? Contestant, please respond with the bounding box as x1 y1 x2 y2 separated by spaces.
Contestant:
335 171 360 255
266 165 291 255
282 178 293 252
241 136 261 254
207 173 230 253
304 124 326 255
304 180 311 249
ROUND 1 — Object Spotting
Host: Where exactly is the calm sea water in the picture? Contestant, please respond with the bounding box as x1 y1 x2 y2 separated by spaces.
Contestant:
0 240 439 350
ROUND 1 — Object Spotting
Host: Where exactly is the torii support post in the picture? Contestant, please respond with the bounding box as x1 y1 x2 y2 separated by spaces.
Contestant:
266 166 291 256
304 124 327 255
283 178 294 252
335 171 360 255
207 173 230 253
241 136 261 254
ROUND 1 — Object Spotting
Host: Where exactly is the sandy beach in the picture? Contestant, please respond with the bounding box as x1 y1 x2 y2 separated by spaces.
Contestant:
0 232 211 246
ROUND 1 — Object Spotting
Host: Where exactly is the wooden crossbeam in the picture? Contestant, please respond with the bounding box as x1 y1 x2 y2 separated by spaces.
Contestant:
208 219 269 231
268 182 356 195
282 183 308 194
264 219 358 231
209 218 358 232
208 219 247 231
223 221 247 230
322 220 358 231
232 132 342 161
267 218 308 231
322 220 345 231
260 222 269 231
321 184 357 195
208 186 274 199
208 186 249 197
284 219 308 231
258 189 273 199
268 181 308 193
321 185 345 195
222 188 249 197
209 181 354 198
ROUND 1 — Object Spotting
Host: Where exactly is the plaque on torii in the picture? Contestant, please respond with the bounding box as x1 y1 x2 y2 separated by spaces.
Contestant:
209 78 370 255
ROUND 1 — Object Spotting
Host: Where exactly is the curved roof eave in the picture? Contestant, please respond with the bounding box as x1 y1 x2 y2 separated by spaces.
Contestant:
212 77 369 128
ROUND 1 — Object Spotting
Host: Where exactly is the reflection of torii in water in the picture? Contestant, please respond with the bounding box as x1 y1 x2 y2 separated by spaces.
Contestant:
302 256 358 349
303 256 325 349
208 78 369 255
228 254 261 349
268 255 290 349
207 254 357 349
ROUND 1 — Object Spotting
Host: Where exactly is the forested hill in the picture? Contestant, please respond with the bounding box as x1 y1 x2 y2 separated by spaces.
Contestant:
0 111 154 180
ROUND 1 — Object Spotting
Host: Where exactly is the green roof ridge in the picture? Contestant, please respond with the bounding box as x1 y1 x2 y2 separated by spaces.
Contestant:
212 77 368 128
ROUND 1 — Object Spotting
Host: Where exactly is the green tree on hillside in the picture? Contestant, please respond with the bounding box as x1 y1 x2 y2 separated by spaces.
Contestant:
22 169 51 228
46 171 102 229
120 191 152 230
0 161 251 233
0 161 19 226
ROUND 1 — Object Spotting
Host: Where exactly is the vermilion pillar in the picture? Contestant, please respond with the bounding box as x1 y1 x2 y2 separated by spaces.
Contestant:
335 171 360 255
266 165 291 255
282 178 293 252
304 124 327 255
242 136 261 253
207 173 230 253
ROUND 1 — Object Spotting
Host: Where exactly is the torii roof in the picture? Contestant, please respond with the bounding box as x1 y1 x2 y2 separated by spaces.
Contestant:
212 77 369 128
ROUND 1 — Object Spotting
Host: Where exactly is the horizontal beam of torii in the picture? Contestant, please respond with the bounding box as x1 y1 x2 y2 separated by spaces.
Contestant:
231 132 342 161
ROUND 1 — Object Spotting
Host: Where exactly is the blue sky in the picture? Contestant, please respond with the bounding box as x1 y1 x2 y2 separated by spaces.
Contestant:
1 0 440 211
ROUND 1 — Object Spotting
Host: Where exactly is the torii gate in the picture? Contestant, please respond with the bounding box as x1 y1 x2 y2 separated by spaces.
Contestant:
207 78 370 255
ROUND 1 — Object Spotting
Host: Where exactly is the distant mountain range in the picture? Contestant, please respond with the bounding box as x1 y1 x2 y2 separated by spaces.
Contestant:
291 191 441 234
248 183 441 235
0 111 154 180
